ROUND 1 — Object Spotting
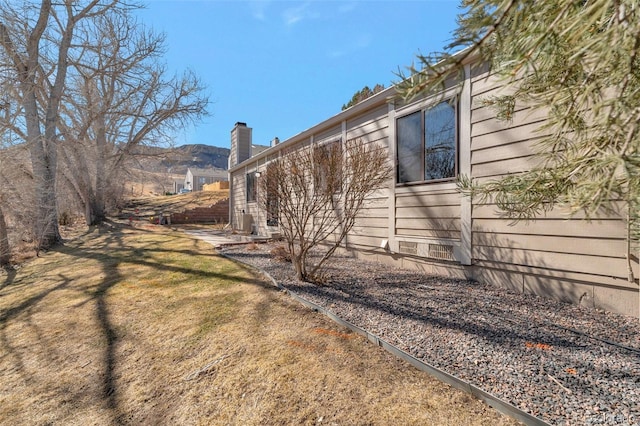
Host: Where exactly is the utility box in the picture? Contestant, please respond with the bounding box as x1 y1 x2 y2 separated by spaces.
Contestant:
240 214 253 232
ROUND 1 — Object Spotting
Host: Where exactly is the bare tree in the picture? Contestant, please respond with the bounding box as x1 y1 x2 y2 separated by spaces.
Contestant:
0 183 9 266
259 137 392 281
56 10 208 225
0 45 31 265
0 206 8 266
0 0 119 250
0 144 34 266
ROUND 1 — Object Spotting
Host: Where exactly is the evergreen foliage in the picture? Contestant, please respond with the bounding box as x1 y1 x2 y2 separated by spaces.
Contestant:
342 84 385 110
399 0 640 259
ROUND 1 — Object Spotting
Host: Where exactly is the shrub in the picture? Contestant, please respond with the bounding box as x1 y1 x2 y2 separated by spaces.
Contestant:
270 245 291 262
58 211 73 226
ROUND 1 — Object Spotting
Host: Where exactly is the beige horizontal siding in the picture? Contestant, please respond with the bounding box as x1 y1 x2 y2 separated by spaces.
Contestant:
474 259 638 291
473 232 627 257
469 67 638 304
395 228 460 240
473 202 625 220
224 61 637 316
394 184 461 240
472 245 633 277
356 202 388 213
395 190 460 208
347 103 388 128
471 68 526 94
348 126 388 143
472 217 626 239
471 155 539 178
471 138 540 164
471 120 552 150
396 216 460 232
346 104 389 139
231 173 246 203
395 204 460 219
471 102 528 125
314 124 341 142
350 226 389 239
344 234 389 249
352 216 388 228
471 106 548 138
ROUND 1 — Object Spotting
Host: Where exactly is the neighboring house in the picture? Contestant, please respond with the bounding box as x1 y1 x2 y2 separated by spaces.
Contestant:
173 179 185 194
184 167 228 192
227 62 639 318
252 143 270 157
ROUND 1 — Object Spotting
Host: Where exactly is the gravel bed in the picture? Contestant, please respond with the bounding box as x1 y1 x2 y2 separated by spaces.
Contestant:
220 243 640 426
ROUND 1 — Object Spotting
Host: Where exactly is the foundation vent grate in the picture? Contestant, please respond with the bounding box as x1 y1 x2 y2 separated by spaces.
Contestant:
428 243 454 261
398 241 418 255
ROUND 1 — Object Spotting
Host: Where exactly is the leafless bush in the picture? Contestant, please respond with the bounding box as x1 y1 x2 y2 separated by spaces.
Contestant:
259 137 392 281
58 211 73 226
270 245 291 263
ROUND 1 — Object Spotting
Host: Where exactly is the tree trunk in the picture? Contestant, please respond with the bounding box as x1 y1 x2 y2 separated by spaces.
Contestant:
25 94 61 249
293 256 305 281
92 112 108 224
0 204 10 267
59 146 97 226
1 0 61 250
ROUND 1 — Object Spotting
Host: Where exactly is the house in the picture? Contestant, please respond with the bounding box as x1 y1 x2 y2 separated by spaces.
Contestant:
227 63 639 318
173 179 185 194
184 167 228 192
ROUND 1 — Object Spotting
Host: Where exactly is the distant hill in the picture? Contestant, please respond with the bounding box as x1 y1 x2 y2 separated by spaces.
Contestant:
126 144 230 195
162 144 230 173
131 144 230 174
0 142 230 199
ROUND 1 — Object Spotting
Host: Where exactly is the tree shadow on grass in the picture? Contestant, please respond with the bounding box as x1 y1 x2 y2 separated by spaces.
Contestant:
0 275 71 386
0 266 17 294
252 251 640 414
0 221 274 424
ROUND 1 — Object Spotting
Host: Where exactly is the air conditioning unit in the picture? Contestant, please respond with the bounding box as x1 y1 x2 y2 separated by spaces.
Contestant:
239 214 252 232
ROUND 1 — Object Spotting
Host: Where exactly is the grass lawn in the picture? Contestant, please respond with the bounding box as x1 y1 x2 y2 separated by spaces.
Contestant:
0 222 518 425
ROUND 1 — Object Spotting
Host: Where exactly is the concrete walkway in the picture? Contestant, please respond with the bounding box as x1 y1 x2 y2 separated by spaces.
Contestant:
182 229 247 249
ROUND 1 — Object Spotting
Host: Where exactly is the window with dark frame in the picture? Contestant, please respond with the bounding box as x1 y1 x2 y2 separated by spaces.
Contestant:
246 171 257 202
265 164 279 226
314 139 343 195
397 100 457 184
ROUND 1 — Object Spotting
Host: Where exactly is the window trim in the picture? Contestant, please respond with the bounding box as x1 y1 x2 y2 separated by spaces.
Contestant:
265 163 279 227
246 171 257 203
313 136 343 196
396 97 459 186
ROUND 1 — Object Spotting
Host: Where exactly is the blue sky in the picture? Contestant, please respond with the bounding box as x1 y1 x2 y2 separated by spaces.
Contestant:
135 0 461 149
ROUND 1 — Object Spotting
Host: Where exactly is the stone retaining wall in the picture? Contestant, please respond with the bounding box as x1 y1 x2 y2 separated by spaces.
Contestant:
170 198 229 224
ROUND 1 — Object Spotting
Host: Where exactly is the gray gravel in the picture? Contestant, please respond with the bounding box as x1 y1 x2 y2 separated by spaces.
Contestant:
219 243 640 426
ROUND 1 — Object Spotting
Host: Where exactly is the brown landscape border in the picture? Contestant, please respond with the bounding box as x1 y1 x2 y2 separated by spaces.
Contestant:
218 250 551 426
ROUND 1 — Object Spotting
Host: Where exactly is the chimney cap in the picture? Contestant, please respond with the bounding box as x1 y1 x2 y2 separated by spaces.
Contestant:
235 122 247 127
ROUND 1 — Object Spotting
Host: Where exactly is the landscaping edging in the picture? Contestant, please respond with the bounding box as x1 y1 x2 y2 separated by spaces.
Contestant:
217 250 549 426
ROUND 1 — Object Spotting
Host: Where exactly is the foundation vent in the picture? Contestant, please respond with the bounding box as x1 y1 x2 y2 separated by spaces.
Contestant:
428 243 454 261
398 241 418 255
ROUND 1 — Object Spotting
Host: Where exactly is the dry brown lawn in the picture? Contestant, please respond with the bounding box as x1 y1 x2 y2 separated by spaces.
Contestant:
123 190 229 219
0 223 519 425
